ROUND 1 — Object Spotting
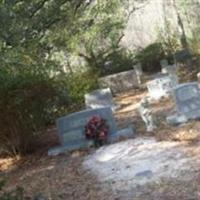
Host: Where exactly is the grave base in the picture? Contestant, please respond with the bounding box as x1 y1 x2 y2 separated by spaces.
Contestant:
48 127 135 156
166 114 187 126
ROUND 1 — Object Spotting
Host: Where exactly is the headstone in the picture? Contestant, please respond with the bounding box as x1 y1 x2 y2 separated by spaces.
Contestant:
160 59 168 69
57 107 117 146
84 88 117 111
173 82 200 120
197 72 200 82
138 97 157 132
133 63 143 84
161 64 178 84
98 70 139 94
174 49 191 63
48 107 135 155
147 74 176 100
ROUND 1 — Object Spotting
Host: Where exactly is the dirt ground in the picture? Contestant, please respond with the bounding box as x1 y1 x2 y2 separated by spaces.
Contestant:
1 89 200 200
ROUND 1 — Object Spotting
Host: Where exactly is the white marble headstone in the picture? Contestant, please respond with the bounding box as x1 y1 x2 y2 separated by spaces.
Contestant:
85 88 117 111
133 63 143 84
147 75 176 100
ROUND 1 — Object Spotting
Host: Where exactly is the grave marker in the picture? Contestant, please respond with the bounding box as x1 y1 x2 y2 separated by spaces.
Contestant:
133 63 143 84
48 107 135 155
98 70 139 94
160 59 168 69
57 107 117 146
147 74 176 100
84 88 117 111
173 82 200 120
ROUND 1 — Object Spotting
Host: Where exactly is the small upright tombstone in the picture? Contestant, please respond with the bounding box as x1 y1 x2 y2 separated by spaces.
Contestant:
160 59 169 73
160 59 178 84
173 82 200 120
84 88 117 111
197 72 200 82
98 70 139 94
133 63 143 84
147 74 176 100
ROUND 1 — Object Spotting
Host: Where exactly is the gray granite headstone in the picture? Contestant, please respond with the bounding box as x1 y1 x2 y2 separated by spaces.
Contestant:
174 82 200 120
48 107 125 155
57 107 117 145
85 88 117 111
161 64 178 84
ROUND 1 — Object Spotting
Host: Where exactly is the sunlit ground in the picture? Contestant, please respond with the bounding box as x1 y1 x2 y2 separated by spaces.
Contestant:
83 137 200 194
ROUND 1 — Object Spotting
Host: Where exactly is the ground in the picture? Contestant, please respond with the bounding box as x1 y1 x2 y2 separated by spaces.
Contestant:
1 89 200 200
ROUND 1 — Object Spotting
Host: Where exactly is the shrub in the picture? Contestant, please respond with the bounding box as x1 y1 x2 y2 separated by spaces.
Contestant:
65 70 99 111
0 69 69 156
188 36 200 56
100 49 135 76
135 43 165 73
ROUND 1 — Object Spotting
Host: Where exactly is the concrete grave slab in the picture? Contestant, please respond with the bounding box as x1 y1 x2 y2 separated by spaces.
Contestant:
83 137 200 193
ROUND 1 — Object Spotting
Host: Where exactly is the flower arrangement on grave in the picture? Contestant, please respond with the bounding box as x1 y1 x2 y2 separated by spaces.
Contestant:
84 115 109 147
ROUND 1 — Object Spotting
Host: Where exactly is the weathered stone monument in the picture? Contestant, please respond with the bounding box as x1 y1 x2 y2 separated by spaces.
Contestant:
133 63 143 84
98 70 139 94
160 58 178 85
147 74 176 100
48 107 134 155
138 97 157 132
167 82 200 125
84 88 118 111
160 59 168 70
174 82 200 120
162 64 178 84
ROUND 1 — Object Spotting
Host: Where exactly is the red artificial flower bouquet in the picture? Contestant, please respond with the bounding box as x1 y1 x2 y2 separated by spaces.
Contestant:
85 115 109 147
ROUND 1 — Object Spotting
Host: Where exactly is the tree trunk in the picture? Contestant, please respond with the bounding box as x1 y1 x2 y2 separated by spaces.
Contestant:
172 0 188 49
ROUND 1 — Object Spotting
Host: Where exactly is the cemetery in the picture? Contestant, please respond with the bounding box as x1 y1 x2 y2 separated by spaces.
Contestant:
2 1 200 200
2 62 200 200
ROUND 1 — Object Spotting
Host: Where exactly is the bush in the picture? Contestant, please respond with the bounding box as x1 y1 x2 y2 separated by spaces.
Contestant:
66 70 99 111
100 49 135 76
0 69 69 156
135 43 165 73
188 36 200 56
